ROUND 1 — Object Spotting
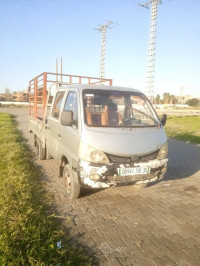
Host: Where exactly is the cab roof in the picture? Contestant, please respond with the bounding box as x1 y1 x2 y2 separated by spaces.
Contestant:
58 83 142 94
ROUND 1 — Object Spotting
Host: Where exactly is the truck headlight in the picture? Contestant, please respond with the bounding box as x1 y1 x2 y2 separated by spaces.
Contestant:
156 142 168 159
79 141 109 163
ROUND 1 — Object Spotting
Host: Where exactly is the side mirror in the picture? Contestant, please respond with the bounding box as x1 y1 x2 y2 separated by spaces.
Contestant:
160 114 167 126
61 110 74 126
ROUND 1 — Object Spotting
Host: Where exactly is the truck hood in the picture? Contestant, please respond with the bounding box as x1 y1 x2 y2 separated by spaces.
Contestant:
81 126 167 156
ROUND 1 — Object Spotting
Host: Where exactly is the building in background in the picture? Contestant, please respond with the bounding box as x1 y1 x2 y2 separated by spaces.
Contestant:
0 94 6 101
0 90 29 102
12 90 29 102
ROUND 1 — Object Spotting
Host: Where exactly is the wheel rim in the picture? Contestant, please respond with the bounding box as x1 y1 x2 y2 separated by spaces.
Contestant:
64 167 72 194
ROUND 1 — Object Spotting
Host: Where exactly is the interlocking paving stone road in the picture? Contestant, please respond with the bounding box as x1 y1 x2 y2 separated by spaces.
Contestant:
1 108 200 265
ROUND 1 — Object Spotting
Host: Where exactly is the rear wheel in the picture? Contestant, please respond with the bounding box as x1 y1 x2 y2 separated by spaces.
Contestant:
62 164 81 199
46 146 52 159
36 139 46 160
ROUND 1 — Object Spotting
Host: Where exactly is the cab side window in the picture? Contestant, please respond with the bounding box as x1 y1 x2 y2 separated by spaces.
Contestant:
64 92 78 126
52 92 65 119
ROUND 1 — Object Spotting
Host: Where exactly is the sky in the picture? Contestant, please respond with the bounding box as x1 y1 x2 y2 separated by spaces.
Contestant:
0 0 200 98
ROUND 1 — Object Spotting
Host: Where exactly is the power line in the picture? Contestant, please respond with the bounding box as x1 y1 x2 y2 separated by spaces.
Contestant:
12 0 95 30
27 0 95 25
48 0 108 22
37 0 106 25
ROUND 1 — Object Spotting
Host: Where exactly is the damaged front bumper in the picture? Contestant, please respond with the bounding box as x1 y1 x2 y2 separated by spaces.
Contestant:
79 158 168 188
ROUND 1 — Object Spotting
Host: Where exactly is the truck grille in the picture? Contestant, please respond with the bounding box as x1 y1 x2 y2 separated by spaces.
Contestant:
106 150 159 163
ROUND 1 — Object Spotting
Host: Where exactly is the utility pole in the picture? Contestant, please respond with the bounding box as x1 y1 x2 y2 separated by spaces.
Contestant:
140 0 161 102
56 57 63 88
95 21 113 80
56 58 58 89
60 57 63 84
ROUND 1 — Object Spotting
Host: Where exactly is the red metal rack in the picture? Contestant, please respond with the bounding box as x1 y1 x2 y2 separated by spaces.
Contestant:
29 72 112 120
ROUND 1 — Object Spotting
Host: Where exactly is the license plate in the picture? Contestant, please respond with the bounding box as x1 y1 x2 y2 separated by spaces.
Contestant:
117 167 150 176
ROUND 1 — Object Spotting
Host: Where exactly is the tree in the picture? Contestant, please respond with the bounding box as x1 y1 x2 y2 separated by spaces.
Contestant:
186 98 199 107
170 95 178 104
4 88 13 101
155 94 160 104
163 93 170 104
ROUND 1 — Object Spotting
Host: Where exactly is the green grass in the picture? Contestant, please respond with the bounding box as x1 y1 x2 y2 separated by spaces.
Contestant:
165 115 200 144
0 113 92 265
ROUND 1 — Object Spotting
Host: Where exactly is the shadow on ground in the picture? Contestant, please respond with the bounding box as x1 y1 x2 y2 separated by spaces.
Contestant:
165 138 200 181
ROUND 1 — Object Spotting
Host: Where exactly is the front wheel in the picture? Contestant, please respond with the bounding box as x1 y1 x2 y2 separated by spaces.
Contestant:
62 164 81 199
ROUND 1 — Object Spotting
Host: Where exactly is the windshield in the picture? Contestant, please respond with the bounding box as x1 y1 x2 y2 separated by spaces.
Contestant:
83 89 160 128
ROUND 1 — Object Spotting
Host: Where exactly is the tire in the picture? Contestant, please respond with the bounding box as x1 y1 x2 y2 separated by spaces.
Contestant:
36 139 46 160
62 164 81 199
46 146 52 159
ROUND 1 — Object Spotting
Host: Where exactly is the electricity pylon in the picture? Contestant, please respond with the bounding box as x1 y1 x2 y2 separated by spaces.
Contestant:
95 21 113 79
140 0 161 102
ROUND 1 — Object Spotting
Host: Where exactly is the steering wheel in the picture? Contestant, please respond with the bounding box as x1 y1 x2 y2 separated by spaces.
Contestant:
119 118 134 126
119 118 141 126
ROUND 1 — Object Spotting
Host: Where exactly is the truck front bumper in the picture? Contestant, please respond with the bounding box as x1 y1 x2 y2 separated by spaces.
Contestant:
78 158 168 188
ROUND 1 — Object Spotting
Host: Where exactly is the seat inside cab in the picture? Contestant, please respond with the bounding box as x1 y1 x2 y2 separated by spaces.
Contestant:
85 99 122 127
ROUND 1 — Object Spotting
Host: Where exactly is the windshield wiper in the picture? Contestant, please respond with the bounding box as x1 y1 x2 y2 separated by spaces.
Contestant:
131 107 160 126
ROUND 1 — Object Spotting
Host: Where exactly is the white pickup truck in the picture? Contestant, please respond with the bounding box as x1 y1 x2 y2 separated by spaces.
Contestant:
29 72 168 199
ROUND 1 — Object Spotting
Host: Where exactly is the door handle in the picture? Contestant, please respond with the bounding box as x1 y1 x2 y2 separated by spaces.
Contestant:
58 134 61 139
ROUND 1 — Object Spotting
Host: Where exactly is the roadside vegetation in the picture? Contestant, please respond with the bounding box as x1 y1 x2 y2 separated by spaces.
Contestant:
165 115 200 144
155 92 200 107
0 113 92 265
0 103 29 108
